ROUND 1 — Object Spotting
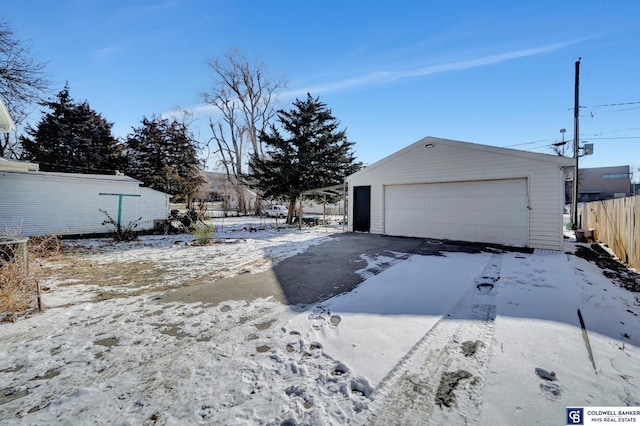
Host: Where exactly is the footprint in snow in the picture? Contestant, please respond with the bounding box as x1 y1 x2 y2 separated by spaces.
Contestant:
331 362 349 376
330 315 341 326
535 367 561 400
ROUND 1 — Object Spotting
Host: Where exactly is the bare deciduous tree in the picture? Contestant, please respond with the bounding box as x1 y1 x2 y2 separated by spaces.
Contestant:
202 49 286 214
0 20 50 158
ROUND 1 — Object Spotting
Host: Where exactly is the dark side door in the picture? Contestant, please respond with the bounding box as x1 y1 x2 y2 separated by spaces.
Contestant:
353 186 371 232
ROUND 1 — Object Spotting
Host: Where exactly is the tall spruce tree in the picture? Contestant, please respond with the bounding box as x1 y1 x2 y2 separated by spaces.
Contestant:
20 84 123 173
123 116 204 204
247 93 361 223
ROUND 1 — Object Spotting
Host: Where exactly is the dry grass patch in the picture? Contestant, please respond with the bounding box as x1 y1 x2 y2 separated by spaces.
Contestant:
0 258 33 314
41 254 184 302
1 234 62 319
47 257 167 289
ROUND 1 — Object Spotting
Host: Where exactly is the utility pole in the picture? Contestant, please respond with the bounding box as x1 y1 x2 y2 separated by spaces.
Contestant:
571 58 581 229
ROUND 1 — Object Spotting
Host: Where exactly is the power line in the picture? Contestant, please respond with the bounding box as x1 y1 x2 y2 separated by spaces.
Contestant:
566 101 640 112
527 143 556 151
591 100 640 107
507 130 640 150
583 136 640 140
504 139 550 148
596 106 640 113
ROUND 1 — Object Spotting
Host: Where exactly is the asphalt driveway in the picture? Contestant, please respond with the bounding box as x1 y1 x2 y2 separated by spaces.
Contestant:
157 232 426 306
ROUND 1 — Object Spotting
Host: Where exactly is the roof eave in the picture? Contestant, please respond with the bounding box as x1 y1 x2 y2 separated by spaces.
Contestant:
347 136 574 180
0 97 16 133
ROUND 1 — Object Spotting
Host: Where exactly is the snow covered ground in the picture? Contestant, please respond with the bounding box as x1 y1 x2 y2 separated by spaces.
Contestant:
1 217 639 425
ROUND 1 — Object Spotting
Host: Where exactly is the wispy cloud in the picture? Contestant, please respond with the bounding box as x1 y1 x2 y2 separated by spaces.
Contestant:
299 39 584 96
94 44 120 61
115 1 178 21
171 39 584 119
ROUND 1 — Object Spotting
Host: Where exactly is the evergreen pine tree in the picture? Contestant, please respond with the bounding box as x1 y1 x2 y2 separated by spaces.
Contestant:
123 116 204 203
247 93 361 222
20 84 123 173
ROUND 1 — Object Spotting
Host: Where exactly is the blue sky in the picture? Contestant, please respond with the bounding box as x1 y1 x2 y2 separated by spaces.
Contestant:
6 1 640 174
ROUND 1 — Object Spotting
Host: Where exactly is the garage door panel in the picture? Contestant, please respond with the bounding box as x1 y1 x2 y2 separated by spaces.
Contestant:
385 179 528 246
479 212 501 226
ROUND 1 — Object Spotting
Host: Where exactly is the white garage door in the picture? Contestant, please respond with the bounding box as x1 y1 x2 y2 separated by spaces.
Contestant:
384 179 529 246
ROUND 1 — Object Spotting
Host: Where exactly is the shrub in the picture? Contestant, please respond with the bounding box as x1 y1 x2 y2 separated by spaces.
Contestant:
191 223 215 245
100 209 142 242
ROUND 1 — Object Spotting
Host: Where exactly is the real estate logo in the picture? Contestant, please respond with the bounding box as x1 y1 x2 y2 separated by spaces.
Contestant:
568 406 640 424
566 407 584 425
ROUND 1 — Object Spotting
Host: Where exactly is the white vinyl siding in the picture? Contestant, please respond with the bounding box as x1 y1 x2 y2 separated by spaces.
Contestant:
139 187 171 229
347 137 570 251
0 171 169 236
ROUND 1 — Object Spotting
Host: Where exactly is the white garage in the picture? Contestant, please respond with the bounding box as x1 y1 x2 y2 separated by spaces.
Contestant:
347 137 573 251
0 158 171 237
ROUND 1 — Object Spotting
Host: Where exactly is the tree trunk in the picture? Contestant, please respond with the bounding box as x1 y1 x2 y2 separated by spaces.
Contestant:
298 195 303 230
254 193 264 216
234 182 247 215
287 198 296 224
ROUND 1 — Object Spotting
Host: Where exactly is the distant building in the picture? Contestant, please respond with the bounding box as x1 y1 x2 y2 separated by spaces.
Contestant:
200 172 257 213
566 165 631 202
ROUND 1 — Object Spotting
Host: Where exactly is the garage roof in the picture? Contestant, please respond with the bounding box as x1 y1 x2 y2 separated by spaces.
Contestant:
348 136 574 179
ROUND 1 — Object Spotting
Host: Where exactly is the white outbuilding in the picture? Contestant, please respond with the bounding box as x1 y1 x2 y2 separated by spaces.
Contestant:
0 158 170 237
346 137 572 251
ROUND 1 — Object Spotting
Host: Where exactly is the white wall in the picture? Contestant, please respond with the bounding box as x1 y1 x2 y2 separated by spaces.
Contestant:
0 171 168 236
139 187 170 228
347 137 570 251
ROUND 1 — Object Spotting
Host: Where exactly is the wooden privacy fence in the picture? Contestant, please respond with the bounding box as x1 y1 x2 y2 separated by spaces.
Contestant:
581 196 640 270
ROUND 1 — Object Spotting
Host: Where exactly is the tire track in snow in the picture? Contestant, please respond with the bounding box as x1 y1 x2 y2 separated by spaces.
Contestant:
367 253 503 425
